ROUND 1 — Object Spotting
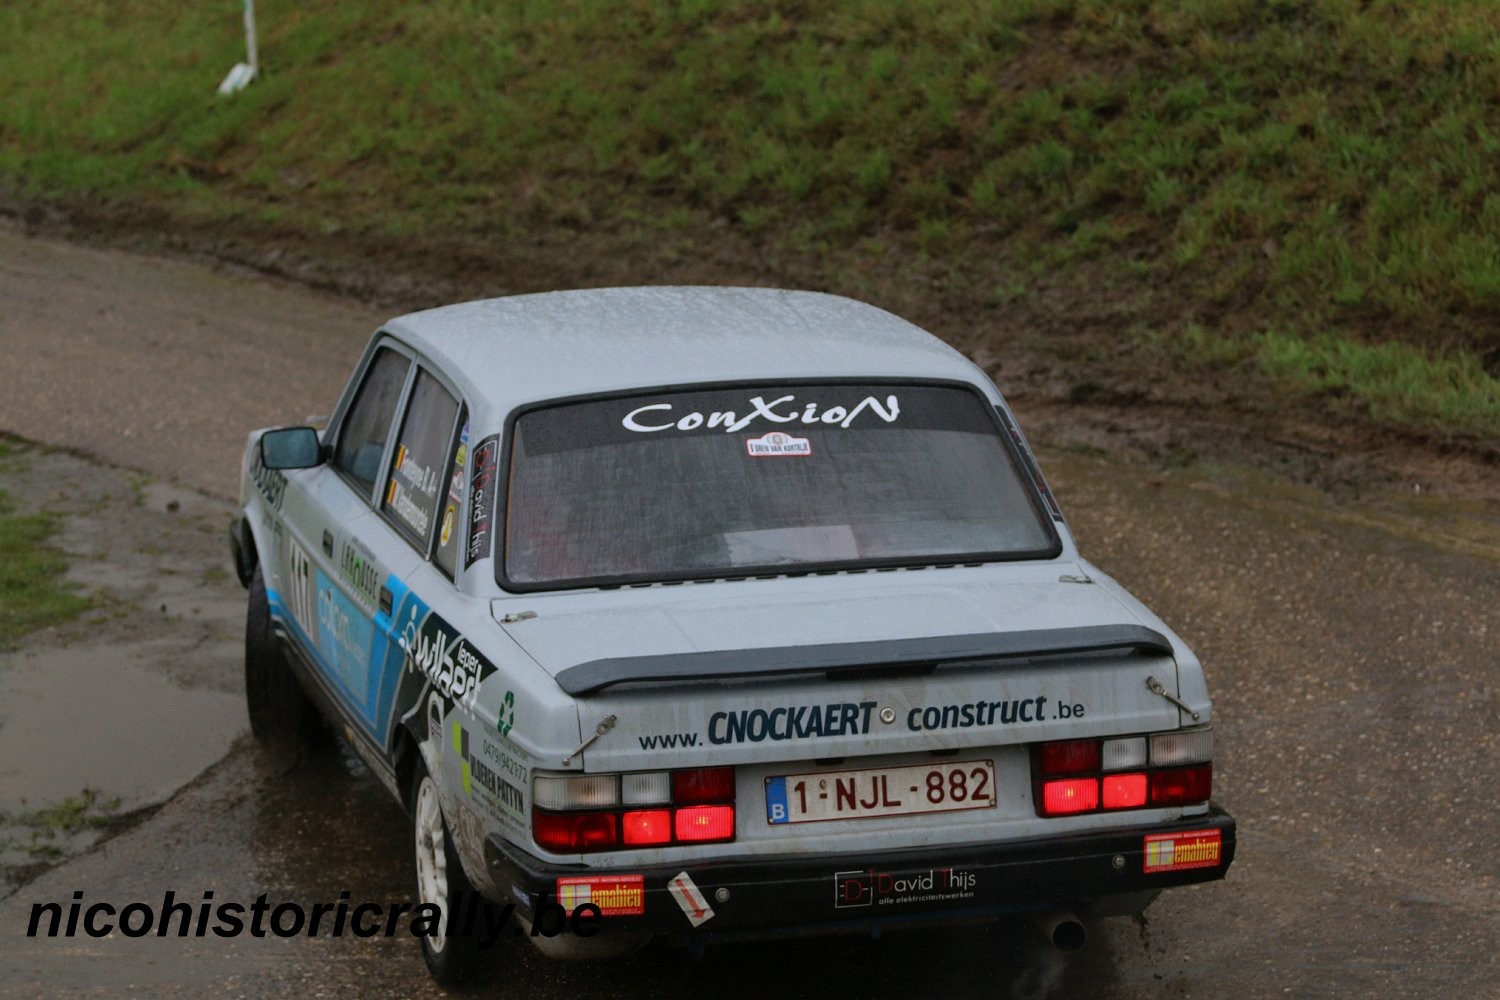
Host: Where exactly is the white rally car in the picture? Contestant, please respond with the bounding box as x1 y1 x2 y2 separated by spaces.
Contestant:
230 287 1234 983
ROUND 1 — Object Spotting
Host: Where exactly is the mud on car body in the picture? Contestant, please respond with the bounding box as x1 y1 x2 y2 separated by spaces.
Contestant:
230 287 1235 982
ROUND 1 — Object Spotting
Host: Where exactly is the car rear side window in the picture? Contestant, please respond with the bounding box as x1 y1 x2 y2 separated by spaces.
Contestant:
504 383 1060 588
432 409 469 578
334 346 411 499
382 369 460 551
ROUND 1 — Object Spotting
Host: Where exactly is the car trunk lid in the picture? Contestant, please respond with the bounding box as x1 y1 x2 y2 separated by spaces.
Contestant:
495 566 1188 770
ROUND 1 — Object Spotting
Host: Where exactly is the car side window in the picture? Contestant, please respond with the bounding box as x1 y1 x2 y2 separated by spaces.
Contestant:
334 346 411 500
432 408 469 578
382 368 460 552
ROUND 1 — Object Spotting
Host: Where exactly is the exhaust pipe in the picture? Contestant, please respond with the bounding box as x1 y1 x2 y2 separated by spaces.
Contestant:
1030 910 1087 951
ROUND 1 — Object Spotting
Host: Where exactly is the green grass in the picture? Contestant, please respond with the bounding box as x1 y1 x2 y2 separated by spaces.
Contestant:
2 1 1499 444
5 788 121 836
1257 331 1500 440
1144 324 1500 441
0 488 93 650
1 789 123 867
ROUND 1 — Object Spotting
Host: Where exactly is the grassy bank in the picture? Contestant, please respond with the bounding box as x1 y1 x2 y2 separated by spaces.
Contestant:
1 1 1497 446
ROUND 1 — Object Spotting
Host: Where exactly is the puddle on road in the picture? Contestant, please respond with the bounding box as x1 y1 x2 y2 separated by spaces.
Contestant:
0 645 245 813
0 441 247 890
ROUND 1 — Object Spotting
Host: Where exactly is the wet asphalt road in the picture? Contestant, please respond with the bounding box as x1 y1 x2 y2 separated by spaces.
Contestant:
1 224 1497 998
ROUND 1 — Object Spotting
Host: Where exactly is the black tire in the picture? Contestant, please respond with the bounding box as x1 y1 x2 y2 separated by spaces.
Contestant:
244 565 320 752
411 758 482 986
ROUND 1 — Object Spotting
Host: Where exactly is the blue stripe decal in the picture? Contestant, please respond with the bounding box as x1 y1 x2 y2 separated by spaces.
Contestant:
374 574 426 739
316 569 376 716
267 580 409 748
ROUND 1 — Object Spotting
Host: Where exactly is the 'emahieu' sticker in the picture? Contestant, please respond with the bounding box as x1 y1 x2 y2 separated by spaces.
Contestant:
1143 829 1222 873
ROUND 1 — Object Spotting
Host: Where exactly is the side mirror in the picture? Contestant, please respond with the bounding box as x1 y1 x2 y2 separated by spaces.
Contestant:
260 426 324 470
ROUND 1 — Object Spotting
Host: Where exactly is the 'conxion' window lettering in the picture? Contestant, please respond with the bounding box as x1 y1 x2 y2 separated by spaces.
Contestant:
502 384 1059 589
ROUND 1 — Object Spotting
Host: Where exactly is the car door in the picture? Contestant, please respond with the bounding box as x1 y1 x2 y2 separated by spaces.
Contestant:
273 342 418 742
353 364 471 759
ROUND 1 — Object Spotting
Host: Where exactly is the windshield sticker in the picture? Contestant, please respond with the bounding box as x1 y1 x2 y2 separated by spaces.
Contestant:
745 431 811 457
623 393 899 435
439 505 456 547
465 435 499 568
518 385 999 456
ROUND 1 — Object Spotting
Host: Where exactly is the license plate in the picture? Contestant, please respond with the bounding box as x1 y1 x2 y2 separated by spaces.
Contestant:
765 759 996 825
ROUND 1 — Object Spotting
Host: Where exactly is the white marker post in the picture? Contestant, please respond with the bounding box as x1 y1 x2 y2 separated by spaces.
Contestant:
217 0 259 95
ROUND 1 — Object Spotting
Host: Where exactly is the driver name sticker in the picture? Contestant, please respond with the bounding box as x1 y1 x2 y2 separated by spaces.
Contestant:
745 431 811 457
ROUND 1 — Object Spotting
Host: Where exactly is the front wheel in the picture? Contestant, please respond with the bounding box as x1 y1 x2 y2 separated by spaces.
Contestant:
412 759 482 985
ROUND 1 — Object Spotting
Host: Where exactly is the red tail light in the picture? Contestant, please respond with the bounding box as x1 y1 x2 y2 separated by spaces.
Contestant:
533 766 737 853
1042 778 1099 815
1040 740 1101 776
673 767 735 803
1103 773 1148 809
1032 731 1212 818
533 811 618 852
621 809 672 846
1149 765 1213 806
674 805 735 842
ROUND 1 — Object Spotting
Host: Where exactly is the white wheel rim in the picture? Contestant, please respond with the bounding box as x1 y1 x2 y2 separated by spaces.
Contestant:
414 776 450 954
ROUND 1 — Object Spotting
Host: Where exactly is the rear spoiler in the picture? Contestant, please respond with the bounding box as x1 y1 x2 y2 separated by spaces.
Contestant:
554 624 1173 696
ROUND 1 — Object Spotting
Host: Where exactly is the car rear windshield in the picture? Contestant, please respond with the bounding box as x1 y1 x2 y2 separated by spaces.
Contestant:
502 384 1059 588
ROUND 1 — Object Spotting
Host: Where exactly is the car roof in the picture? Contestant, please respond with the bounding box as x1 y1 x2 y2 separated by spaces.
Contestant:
381 287 989 410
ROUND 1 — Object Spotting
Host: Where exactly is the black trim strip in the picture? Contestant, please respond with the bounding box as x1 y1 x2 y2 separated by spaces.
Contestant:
554 623 1173 695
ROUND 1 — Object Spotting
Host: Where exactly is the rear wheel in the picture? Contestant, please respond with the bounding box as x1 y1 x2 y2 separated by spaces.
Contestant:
412 759 481 985
244 566 319 753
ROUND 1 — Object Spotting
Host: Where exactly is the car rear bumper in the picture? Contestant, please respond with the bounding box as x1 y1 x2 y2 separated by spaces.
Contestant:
484 806 1235 944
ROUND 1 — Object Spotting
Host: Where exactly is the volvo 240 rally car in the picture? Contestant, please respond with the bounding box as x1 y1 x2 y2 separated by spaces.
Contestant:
231 286 1235 982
